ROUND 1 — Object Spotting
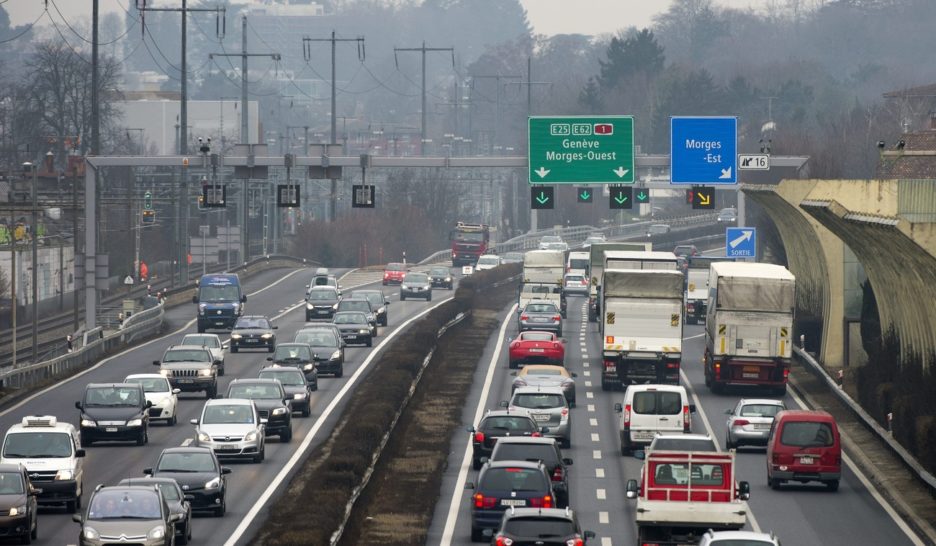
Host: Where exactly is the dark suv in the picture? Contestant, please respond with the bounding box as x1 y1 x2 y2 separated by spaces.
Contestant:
466 410 543 470
294 326 345 377
266 342 319 384
76 383 151 446
224 379 293 441
466 460 556 542
428 266 453 289
336 298 377 336
144 447 230 517
492 507 595 546
350 290 389 326
305 286 341 321
488 436 573 508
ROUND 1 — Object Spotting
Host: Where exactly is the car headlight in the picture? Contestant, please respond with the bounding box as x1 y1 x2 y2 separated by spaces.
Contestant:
8 505 26 517
332 303 339 310
197 431 211 443
159 369 172 377
304 363 315 370
359 329 370 334
293 393 307 400
198 368 214 377
272 407 288 416
148 526 166 540
198 304 207 315
306 303 314 310
231 333 242 339
81 419 97 427
244 430 258 442
330 350 341 360
232 302 240 312
401 285 409 290
55 469 74 481
445 277 451 282
261 333 273 339
205 477 221 490
83 527 99 540
127 418 143 427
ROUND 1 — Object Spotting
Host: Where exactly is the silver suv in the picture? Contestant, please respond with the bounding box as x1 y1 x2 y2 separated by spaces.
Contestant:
72 485 182 546
506 386 572 448
153 345 219 399
192 399 265 463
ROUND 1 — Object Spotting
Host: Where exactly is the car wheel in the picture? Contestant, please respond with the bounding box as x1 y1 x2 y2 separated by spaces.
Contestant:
177 523 189 545
366 337 373 347
268 345 275 353
620 433 632 456
335 367 344 378
136 429 146 446
769 477 781 490
80 436 91 448
427 293 432 301
302 404 311 418
472 457 482 471
306 313 312 321
230 345 238 353
66 498 79 514
197 325 205 333
725 435 736 450
207 386 218 399
826 479 839 492
281 426 293 442
215 497 226 517
169 414 177 426
557 328 563 337
400 294 406 301
253 448 263 464
470 526 484 543
560 437 571 449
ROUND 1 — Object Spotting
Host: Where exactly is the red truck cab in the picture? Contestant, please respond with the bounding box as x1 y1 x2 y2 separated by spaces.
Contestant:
450 222 490 267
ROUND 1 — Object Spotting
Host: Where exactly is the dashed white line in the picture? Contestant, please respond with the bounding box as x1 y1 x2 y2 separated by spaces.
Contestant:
599 511 609 524
584 370 591 377
592 450 602 460
180 438 193 447
596 488 606 500
595 468 605 478
591 433 600 442
586 391 595 399
585 380 592 387
587 404 596 412
601 537 612 546
589 418 598 426
583 361 589 368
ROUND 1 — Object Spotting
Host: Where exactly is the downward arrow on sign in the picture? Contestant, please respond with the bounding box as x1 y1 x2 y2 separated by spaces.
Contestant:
613 167 629 178
614 194 628 204
535 167 550 178
579 190 591 200
536 192 550 204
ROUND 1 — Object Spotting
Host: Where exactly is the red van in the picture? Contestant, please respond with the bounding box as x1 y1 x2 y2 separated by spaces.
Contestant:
766 410 841 491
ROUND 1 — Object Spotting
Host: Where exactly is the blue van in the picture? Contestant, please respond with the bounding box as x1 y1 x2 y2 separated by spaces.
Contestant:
193 274 245 332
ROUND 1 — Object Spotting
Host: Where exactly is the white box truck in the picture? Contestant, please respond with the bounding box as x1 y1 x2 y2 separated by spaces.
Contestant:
587 242 652 322
704 262 795 395
601 269 685 390
520 250 565 316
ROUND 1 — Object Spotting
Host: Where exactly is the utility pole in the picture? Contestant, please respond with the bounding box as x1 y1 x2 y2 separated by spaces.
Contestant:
508 57 551 234
394 42 455 156
470 74 521 155
303 31 364 222
72 166 79 334
138 1 226 154
27 162 37 363
91 0 99 155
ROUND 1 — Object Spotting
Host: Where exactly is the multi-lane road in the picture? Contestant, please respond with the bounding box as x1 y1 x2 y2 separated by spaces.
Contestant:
2 265 456 546
427 293 926 545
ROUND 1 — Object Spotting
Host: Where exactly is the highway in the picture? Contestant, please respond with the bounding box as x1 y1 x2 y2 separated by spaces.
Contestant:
1 264 457 546
426 293 925 546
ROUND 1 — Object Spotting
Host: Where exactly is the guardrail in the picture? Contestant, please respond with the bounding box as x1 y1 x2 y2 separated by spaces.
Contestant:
793 346 936 496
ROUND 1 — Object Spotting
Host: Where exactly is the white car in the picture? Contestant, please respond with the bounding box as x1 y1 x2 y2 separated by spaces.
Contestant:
538 235 566 250
181 333 226 376
475 255 501 271
124 374 181 426
699 530 780 546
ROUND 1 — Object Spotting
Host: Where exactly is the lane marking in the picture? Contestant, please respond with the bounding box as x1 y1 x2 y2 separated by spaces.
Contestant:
601 537 612 546
589 418 598 427
584 371 591 377
180 438 193 447
683 333 705 340
583 362 590 368
587 404 596 412
585 380 592 388
592 450 602 460
595 468 605 478
596 488 606 500
591 433 600 442
227 294 459 546
599 511 609 524
438 303 519 546
586 391 594 399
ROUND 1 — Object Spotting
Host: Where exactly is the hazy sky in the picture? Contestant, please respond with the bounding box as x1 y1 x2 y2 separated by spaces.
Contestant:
6 0 767 36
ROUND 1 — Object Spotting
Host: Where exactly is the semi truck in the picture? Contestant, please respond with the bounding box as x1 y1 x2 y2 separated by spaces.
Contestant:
625 450 751 545
450 222 491 267
683 256 737 325
587 242 652 322
519 249 565 316
704 262 796 395
601 268 685 390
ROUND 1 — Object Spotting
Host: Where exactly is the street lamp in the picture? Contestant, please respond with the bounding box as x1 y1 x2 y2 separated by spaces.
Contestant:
22 160 39 365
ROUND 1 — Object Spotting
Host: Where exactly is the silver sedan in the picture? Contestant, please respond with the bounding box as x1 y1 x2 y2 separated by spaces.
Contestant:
518 300 563 336
725 398 786 449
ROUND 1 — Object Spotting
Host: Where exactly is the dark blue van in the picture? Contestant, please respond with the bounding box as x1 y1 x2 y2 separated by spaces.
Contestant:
193 274 245 332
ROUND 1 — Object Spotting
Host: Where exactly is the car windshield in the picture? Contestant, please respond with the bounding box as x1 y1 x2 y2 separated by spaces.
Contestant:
503 517 575 537
259 369 304 386
493 444 558 465
352 292 384 307
273 345 313 361
312 276 336 287
182 335 220 348
88 490 162 520
156 483 181 502
565 275 584 283
228 383 283 400
340 301 370 312
525 368 564 377
2 432 72 458
651 438 717 451
163 349 209 363
568 258 588 270
0 472 25 494
386 263 406 271
520 332 554 342
234 317 270 329
157 452 217 473
541 236 561 243
125 377 170 393
306 290 338 301
404 274 428 283
633 392 682 415
673 246 694 256
739 404 784 418
513 393 565 410
202 404 255 425
480 468 546 492
430 267 449 276
198 284 239 302
481 417 536 433
478 256 499 265
334 312 367 325
525 304 558 314
452 232 484 242
651 462 726 487
780 421 834 447
295 332 338 347
85 387 141 407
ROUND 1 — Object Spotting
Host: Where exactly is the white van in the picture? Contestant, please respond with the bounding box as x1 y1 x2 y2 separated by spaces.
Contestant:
566 251 589 276
614 385 696 455
1 416 85 512
475 254 502 271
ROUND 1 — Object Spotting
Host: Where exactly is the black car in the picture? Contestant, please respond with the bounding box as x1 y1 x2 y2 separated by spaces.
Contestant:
351 290 390 326
400 272 432 301
224 379 293 441
305 286 341 321
230 315 278 353
118 477 193 545
76 383 152 446
266 343 319 385
294 327 345 377
492 507 595 546
466 411 543 470
489 436 573 508
332 311 373 347
0 464 39 543
336 298 378 336
258 366 313 417
466 460 556 542
428 266 453 289
144 447 230 517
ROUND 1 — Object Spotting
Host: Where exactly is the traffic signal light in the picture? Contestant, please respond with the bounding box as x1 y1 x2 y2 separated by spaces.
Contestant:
577 187 593 203
143 191 153 210
531 186 554 210
609 186 632 210
277 184 300 208
691 185 715 209
201 184 226 208
352 185 375 208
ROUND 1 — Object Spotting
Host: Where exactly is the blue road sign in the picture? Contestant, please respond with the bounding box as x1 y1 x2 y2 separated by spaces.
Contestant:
670 117 737 184
726 227 756 258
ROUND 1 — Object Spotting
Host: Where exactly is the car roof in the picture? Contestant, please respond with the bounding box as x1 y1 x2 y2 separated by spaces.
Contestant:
653 433 712 441
705 530 777 542
307 285 338 291
237 315 270 320
204 398 254 407
125 374 169 380
485 459 544 470
352 289 383 294
481 410 535 420
159 446 214 455
0 463 25 473
506 507 575 519
118 477 181 488
86 382 141 389
229 378 281 386
167 344 212 351
738 398 786 406
492 436 557 446
520 365 569 377
95 485 161 494
626 384 687 394
276 342 313 348
775 409 835 422
260 367 303 375
519 331 556 338
526 299 557 306
182 333 221 338
513 386 565 395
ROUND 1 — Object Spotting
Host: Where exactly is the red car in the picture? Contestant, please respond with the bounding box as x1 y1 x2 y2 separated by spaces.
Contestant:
382 262 407 285
509 331 566 369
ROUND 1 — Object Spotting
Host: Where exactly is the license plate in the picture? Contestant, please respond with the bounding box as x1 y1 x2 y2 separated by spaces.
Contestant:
316 310 328 314
743 365 760 373
533 317 548 322
754 424 771 430
800 456 814 464
634 432 655 440
532 414 550 422
500 499 526 507
217 446 238 451
529 348 545 353
743 372 759 379
105 427 118 433
178 379 193 384
246 339 258 343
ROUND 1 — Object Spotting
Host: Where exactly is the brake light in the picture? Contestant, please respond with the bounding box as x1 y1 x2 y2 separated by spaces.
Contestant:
521 315 529 321
561 408 569 417
553 315 561 322
783 368 790 379
473 493 497 509
666 361 680 369
624 404 632 428
566 539 584 546
683 405 691 432
553 342 560 349
495 536 514 546
732 419 750 427
474 432 485 443
531 431 541 437
687 303 695 312
529 495 553 508
714 361 722 379
552 466 564 482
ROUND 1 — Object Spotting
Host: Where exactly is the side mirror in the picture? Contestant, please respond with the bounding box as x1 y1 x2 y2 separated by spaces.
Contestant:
241 295 247 303
266 357 273 361
146 401 154 408
272 325 279 330
465 426 475 433
571 372 577 378
724 408 733 415
385 298 390 305
634 450 646 460
738 480 751 500
509 371 517 377
74 401 82 410
191 295 198 304
464 482 475 490
584 530 596 539
562 458 573 466
221 467 232 475
190 419 199 426
143 468 153 475
75 449 86 458
613 403 623 413
152 360 161 366
540 427 550 434
172 389 181 395
479 457 489 465
72 514 82 523
625 479 638 499
689 404 697 414
30 488 42 496
499 401 509 408
169 513 184 523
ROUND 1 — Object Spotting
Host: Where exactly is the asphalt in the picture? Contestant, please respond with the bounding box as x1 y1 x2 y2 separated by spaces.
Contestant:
0 264 459 546
426 296 925 546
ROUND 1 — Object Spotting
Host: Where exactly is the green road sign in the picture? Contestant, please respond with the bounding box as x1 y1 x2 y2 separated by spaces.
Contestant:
528 116 635 184
531 186 555 210
577 187 593 203
609 187 633 210
635 189 650 204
